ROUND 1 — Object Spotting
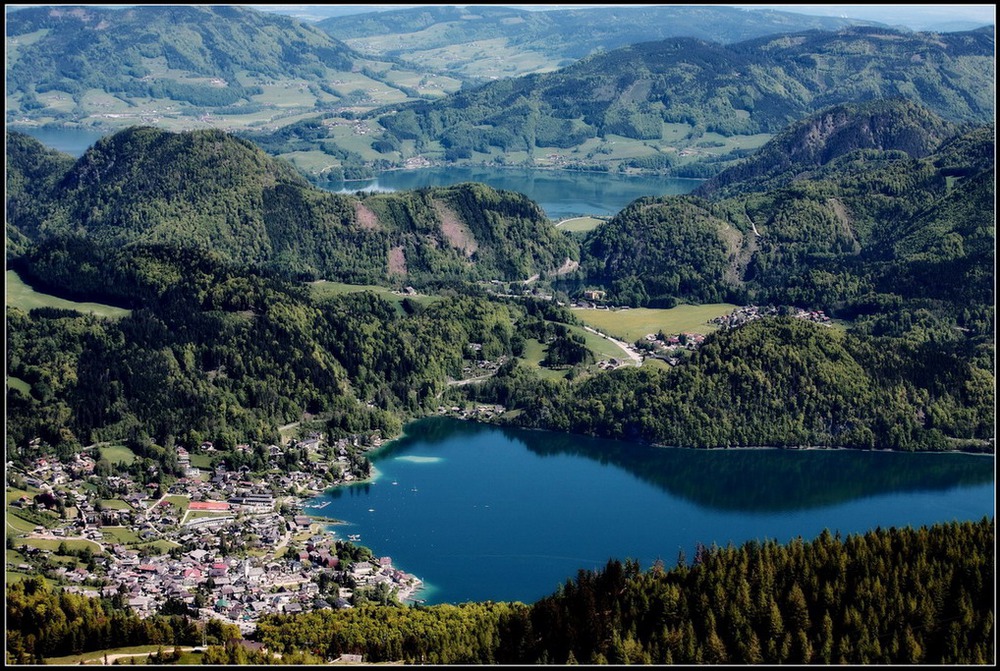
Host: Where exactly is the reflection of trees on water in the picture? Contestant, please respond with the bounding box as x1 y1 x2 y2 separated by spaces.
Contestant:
377 418 994 513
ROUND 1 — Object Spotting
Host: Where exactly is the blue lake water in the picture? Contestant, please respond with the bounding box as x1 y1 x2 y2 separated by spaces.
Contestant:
11 125 701 219
12 125 110 158
310 417 995 606
323 166 703 219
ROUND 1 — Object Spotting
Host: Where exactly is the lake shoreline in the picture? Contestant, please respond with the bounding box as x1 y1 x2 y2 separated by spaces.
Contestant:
301 415 994 606
476 415 995 456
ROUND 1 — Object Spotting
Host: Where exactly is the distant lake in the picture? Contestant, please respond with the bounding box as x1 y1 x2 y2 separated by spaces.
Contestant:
322 167 703 219
11 125 109 158
308 417 995 606
12 125 702 219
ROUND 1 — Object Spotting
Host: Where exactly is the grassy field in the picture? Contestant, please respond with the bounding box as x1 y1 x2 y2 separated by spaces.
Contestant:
518 338 572 382
516 318 638 382
97 444 138 466
189 453 214 469
44 644 175 666
6 487 37 505
133 539 181 553
6 571 56 588
6 514 38 534
7 375 32 395
98 498 134 511
555 216 607 233
21 537 102 553
573 304 738 343
99 526 141 544
162 495 190 515
309 280 441 312
6 270 132 319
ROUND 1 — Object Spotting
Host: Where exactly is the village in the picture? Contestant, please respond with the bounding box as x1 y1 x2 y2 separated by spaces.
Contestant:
5 431 425 634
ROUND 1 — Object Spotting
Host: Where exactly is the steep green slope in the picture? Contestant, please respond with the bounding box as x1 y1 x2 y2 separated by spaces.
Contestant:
693 99 961 199
5 128 578 286
580 197 740 306
5 131 77 257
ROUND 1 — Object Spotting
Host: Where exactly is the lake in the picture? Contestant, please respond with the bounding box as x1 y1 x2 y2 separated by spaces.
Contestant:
12 125 702 219
11 125 110 158
309 417 995 606
323 167 703 219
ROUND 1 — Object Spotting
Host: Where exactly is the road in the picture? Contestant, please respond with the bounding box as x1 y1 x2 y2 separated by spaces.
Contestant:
582 326 643 366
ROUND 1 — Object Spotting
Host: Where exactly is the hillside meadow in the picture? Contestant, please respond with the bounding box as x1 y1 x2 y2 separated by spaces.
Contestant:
6 270 131 319
573 303 738 342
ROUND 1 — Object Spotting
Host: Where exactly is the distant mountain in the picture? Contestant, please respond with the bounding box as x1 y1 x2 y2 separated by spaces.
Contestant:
372 25 994 169
693 99 961 199
5 127 577 286
4 5 451 126
318 4 888 80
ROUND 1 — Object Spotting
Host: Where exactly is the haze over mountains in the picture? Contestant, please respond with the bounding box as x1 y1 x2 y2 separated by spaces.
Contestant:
249 4 996 33
7 4 994 184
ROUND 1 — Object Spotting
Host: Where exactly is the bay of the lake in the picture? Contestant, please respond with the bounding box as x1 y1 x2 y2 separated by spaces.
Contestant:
308 417 995 606
12 125 701 218
322 166 703 219
12 125 110 158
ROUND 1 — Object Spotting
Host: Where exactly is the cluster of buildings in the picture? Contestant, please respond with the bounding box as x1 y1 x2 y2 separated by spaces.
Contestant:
709 304 832 330
6 431 425 633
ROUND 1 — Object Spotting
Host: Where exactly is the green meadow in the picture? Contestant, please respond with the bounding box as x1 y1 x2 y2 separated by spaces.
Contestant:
98 444 138 466
6 270 132 319
573 304 738 343
308 280 441 312
555 216 607 233
21 537 102 554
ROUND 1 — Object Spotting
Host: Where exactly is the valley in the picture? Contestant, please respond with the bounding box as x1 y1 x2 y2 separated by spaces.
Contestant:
4 3 995 666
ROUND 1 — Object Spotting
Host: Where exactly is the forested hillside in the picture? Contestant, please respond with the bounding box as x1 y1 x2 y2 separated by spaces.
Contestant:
576 101 995 337
5 100 994 456
251 519 996 664
693 99 961 199
367 26 993 167
5 128 577 285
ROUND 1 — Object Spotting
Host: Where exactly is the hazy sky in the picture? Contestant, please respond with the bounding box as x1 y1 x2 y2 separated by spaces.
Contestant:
244 4 996 30
7 4 996 30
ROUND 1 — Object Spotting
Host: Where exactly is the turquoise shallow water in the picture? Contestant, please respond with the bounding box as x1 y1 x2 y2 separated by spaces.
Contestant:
309 418 995 605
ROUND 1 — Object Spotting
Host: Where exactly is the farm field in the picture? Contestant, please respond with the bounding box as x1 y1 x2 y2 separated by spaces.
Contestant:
6 270 132 319
6 514 38 534
573 303 738 343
